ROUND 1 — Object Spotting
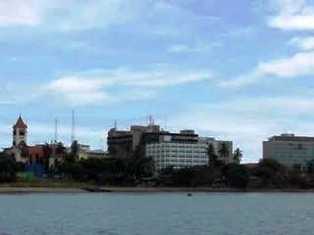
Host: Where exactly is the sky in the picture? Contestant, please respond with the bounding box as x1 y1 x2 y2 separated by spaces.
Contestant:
1 0 314 162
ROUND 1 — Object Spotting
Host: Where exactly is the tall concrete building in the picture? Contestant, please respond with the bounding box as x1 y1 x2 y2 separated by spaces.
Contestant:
146 132 233 172
145 142 209 172
107 123 234 172
263 133 314 171
107 124 161 158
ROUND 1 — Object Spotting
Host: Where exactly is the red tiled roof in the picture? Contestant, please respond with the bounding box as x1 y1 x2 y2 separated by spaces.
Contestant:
14 116 27 129
27 146 45 158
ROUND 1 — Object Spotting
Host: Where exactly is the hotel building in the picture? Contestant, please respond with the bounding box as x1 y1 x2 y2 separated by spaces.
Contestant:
263 133 314 171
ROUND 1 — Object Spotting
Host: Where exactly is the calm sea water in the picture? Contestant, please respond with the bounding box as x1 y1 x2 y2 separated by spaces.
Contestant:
0 192 314 235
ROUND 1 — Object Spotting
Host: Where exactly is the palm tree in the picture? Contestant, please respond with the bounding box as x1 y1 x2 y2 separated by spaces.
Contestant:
218 142 229 164
207 143 218 167
233 148 242 164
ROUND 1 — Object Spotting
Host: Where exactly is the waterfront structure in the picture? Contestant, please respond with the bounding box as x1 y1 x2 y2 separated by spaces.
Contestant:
263 133 314 171
4 116 47 163
108 123 233 172
145 130 233 172
145 142 208 171
107 124 161 158
4 116 67 167
13 116 28 147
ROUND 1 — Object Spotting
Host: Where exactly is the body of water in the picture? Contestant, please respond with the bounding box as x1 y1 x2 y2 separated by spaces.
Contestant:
0 192 313 235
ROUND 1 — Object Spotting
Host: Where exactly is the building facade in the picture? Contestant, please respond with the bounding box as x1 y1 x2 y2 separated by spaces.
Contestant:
4 116 65 166
145 142 208 171
4 116 33 163
107 124 161 158
108 123 234 172
13 116 28 147
145 130 233 172
263 134 314 170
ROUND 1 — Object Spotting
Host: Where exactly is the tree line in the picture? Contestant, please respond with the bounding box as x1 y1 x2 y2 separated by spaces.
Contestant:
2 142 314 189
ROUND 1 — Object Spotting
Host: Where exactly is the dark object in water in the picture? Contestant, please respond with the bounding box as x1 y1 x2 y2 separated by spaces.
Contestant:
187 193 192 197
82 187 112 193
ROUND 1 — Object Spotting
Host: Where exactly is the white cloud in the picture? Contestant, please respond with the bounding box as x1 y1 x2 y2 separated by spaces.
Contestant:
257 51 314 77
167 42 221 54
45 67 212 105
269 0 314 30
220 51 314 88
46 77 112 105
0 0 220 36
171 96 314 162
45 0 141 31
0 0 145 29
0 0 40 26
289 37 314 50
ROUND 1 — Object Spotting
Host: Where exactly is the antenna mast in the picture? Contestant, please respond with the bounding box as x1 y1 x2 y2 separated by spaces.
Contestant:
71 110 76 143
54 118 58 143
148 115 154 126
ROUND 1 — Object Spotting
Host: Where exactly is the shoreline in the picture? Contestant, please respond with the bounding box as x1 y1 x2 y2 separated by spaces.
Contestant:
1 186 314 194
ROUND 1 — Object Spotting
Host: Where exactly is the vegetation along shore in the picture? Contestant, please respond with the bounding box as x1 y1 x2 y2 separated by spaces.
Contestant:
2 146 314 192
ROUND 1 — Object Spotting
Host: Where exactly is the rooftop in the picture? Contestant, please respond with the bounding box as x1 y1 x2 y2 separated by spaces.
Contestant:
268 134 314 142
13 116 28 129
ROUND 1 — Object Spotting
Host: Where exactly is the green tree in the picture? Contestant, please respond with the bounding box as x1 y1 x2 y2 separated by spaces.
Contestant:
233 148 243 164
254 159 287 187
223 163 250 188
0 153 19 182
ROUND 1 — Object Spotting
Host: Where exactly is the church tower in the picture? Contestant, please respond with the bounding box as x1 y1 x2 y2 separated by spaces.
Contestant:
13 115 28 146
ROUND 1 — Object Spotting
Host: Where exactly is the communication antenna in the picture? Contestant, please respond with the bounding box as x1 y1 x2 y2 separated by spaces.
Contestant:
54 118 58 143
71 110 76 143
114 120 117 129
148 115 154 126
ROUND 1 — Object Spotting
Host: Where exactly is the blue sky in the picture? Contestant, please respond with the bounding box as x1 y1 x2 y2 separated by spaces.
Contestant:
1 0 314 162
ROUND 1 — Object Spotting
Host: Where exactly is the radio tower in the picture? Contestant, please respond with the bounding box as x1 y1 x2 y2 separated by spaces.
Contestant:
54 118 59 143
148 115 154 126
71 110 76 143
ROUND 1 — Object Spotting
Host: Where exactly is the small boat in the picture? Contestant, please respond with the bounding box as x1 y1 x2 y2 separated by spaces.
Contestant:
187 193 193 197
82 187 111 193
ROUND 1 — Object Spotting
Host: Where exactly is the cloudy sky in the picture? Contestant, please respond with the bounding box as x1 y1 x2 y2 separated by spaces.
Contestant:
1 0 314 162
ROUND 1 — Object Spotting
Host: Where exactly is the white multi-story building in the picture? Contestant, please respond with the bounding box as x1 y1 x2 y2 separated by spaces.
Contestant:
145 142 208 172
263 133 314 171
145 131 233 172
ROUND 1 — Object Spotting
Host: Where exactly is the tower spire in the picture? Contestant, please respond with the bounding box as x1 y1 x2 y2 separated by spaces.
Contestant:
13 115 28 146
